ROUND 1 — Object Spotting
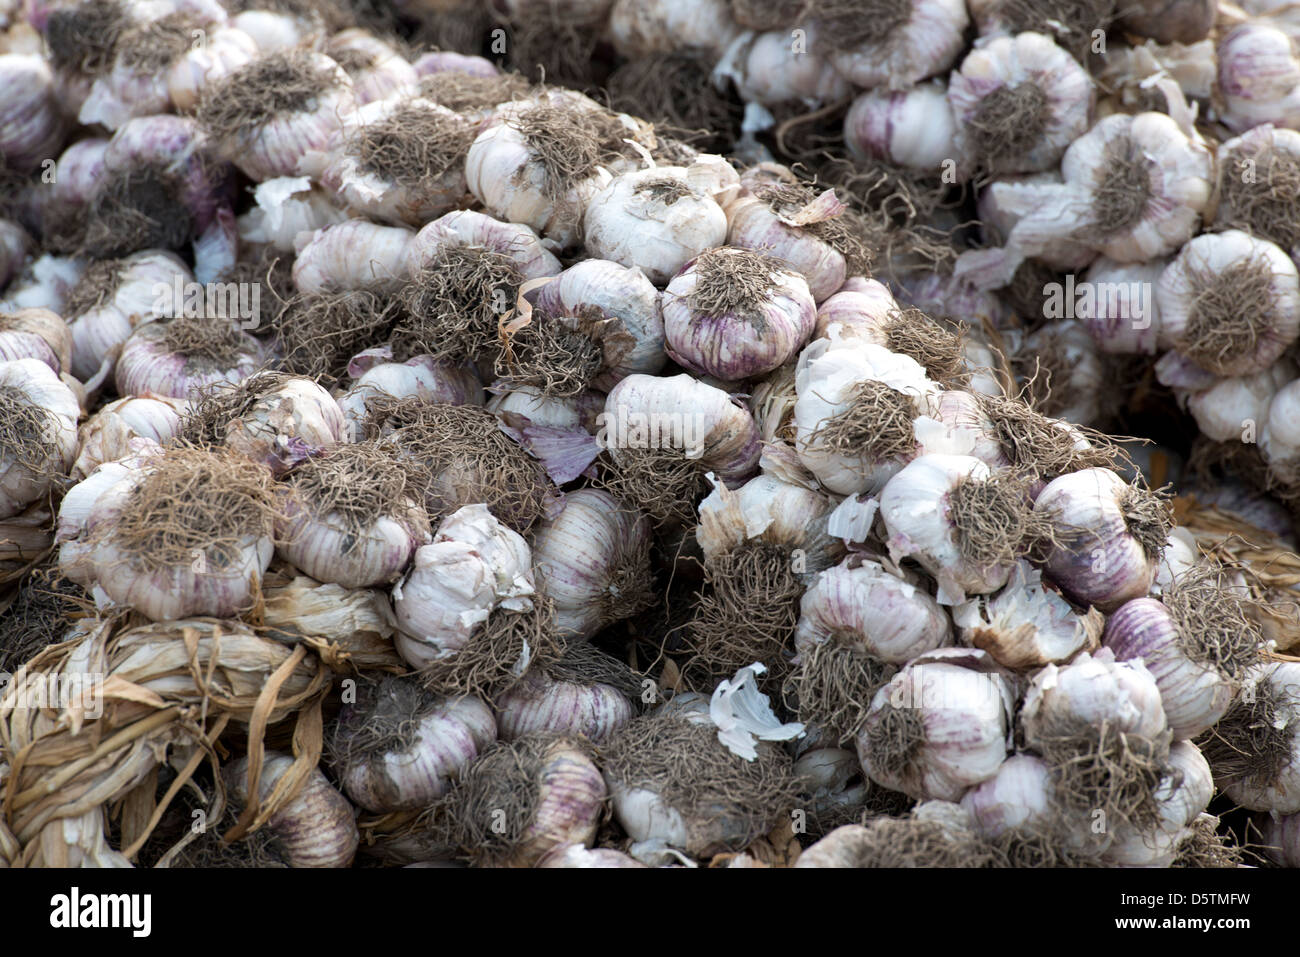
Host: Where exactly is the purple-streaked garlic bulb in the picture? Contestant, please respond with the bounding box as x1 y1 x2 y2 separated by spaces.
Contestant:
309 95 476 227
237 175 349 252
948 31 1093 177
1034 468 1171 612
337 352 484 437
411 49 500 79
330 676 496 812
583 164 731 286
277 442 432 588
813 277 898 340
390 504 537 671
196 49 358 181
537 845 647 868
716 25 851 110
70 393 187 481
493 642 640 743
466 91 652 249
844 80 957 171
1104 570 1262 739
0 358 80 519
1262 811 1300 867
441 733 607 867
407 208 563 283
1101 740 1214 866
793 336 941 495
880 453 1042 604
114 317 267 400
225 752 360 868
292 219 415 294
1208 662 1300 813
1157 230 1300 377
960 753 1055 839
36 137 106 242
64 250 193 384
1217 22 1300 134
0 53 65 171
0 307 72 374
528 259 665 384
813 0 968 90
663 247 816 381
326 27 417 105
954 560 1103 670
607 0 739 59
1078 256 1165 355
856 649 1014 801
725 170 860 303
57 447 276 620
531 488 652 638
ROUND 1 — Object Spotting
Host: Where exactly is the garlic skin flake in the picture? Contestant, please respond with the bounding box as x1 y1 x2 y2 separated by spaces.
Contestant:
390 504 537 671
238 176 349 253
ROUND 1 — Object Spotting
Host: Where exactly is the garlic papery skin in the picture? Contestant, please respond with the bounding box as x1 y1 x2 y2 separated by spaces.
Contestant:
1101 739 1214 866
960 753 1055 839
1077 256 1165 355
531 488 652 638
337 354 484 437
494 667 636 744
583 166 729 286
225 752 359 868
607 0 740 59
0 53 64 171
856 651 1013 801
1021 647 1170 745
390 504 537 671
954 561 1103 670
947 32 1094 177
0 358 80 519
813 277 900 340
1262 811 1300 866
0 307 72 374
488 384 602 433
292 219 414 294
795 556 952 663
695 472 838 564
407 208 562 282
1217 23 1300 134
663 248 816 381
208 375 346 475
331 677 497 813
114 318 267 400
844 80 957 171
0 254 87 316
529 259 665 382
196 50 358 182
880 453 1026 604
793 337 941 495
65 249 194 383
238 176 350 252
977 173 1096 273
716 26 851 109
70 394 188 481
816 0 969 90
325 28 417 106
1214 662 1300 813
1034 468 1167 612
1156 230 1300 377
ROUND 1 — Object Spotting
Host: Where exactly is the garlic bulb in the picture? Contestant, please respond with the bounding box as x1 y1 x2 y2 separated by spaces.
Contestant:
0 254 86 315
407 208 562 282
976 173 1096 273
57 447 277 620
292 219 415 294
960 753 1055 839
0 53 64 171
583 165 730 286
1217 23 1300 134
793 337 941 495
166 24 259 112
529 259 665 383
1262 379 1300 479
948 32 1093 177
1101 740 1214 866
954 561 1103 670
325 27 417 106
196 49 358 181
70 393 187 481
494 643 639 743
1157 230 1300 377
237 176 350 252
412 49 500 80
531 488 652 638
815 0 969 90
856 649 1014 801
1262 811 1300 867
229 8 321 51
1212 125 1300 258
64 249 193 383
844 80 957 170
390 504 537 673
310 96 476 227
1209 662 1300 813
330 676 496 812
1018 319 1106 425
1184 365 1287 443
695 472 838 565
337 353 484 437
0 307 72 374
607 0 740 59
716 26 851 109
39 136 108 240
278 442 432 588
0 220 27 289
1077 256 1165 355
537 845 647 868
663 248 816 381
1034 468 1170 612
114 317 267 399
794 802 991 867
225 752 359 868
0 358 80 519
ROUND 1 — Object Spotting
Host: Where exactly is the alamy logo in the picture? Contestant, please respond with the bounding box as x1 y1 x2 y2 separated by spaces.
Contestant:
1041 275 1153 329
594 408 707 457
49 887 151 937
151 276 261 330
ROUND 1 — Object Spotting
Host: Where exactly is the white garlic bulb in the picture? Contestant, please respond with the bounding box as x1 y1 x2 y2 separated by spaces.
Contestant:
1184 365 1285 444
337 353 484 437
607 0 740 59
204 375 345 475
844 80 957 171
1217 662 1300 813
960 753 1055 839
1102 740 1214 866
716 26 851 109
1217 22 1300 133
817 0 969 90
1077 256 1166 355
325 27 417 106
1021 647 1170 747
407 208 562 282
114 318 267 400
70 394 187 481
0 358 80 519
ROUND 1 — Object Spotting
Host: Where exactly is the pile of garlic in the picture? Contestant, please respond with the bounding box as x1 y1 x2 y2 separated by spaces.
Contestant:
0 0 1297 871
